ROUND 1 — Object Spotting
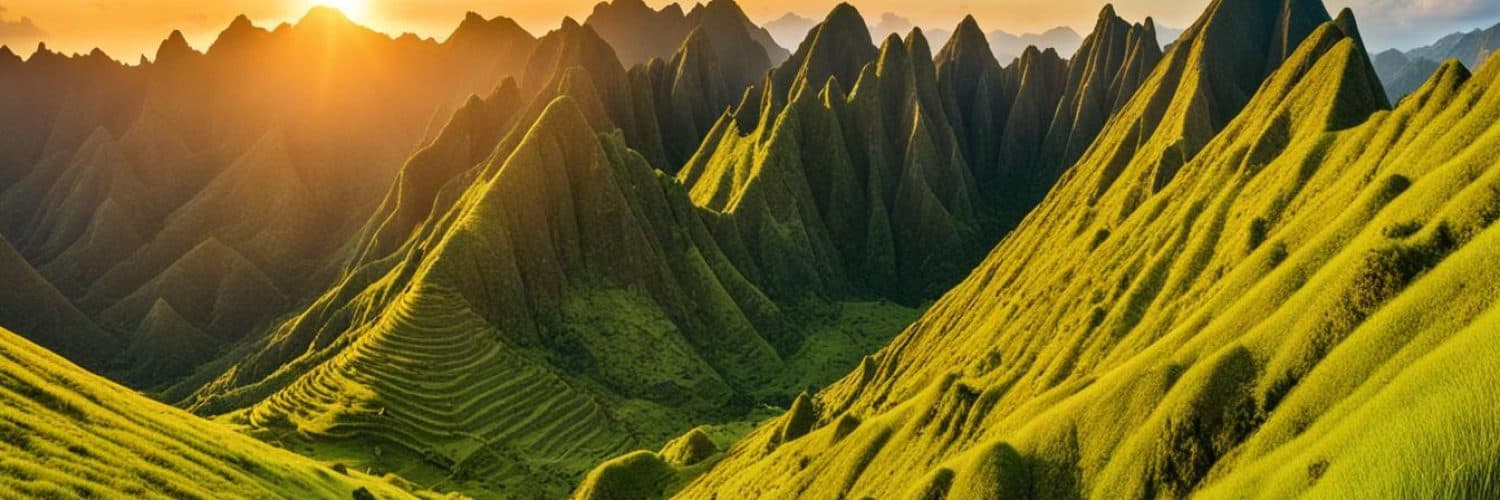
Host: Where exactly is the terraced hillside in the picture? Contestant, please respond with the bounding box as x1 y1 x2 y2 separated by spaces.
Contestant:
0 326 424 498
583 0 1500 497
182 83 916 496
159 4 1179 497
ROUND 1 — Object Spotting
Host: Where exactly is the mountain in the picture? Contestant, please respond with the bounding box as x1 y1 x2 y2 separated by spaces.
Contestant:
575 0 1500 497
160 3 1165 495
1373 48 1443 102
766 11 1090 64
180 85 918 496
583 0 789 69
764 12 817 49
683 4 1162 301
1374 20 1497 102
1039 8 1164 182
990 26 1084 62
1405 21 1499 69
869 12 952 49
0 234 118 368
164 10 920 494
0 8 541 389
0 326 422 498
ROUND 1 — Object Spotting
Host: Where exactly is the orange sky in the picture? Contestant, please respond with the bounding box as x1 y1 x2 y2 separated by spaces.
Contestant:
0 0 1494 61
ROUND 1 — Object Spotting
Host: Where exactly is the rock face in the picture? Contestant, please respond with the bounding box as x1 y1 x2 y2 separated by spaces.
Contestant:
648 1 1500 498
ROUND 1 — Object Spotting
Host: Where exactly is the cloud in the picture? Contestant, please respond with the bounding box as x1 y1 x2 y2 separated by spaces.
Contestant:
0 5 47 45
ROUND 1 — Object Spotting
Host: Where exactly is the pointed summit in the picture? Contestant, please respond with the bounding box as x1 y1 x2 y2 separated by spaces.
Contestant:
228 14 254 32
769 2 877 105
210 14 264 52
155 30 197 64
1038 5 1163 179
446 11 533 49
297 5 354 28
1331 7 1364 49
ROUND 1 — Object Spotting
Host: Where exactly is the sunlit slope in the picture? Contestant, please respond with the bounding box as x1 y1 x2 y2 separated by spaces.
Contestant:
0 327 420 499
650 2 1500 498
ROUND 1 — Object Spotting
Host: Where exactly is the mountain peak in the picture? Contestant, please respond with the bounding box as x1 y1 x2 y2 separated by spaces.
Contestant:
826 3 866 29
1331 7 1364 49
296 5 360 31
228 14 254 32
1099 3 1117 20
155 29 196 63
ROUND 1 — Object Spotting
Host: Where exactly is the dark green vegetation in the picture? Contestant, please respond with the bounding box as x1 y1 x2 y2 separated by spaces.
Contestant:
0 326 429 498
616 0 1500 498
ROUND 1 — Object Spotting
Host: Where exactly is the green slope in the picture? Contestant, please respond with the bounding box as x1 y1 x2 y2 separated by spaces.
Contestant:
681 4 1166 302
590 1 1500 498
0 326 426 499
180 89 917 497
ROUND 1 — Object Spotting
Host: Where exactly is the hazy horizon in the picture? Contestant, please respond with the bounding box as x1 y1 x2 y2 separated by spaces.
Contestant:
1 0 1497 63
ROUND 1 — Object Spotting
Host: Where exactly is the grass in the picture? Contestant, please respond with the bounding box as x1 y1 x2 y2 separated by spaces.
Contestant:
169 95 922 499
0 326 432 499
665 3 1500 498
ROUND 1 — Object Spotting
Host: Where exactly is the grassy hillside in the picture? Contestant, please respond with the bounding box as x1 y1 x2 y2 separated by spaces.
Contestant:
0 326 428 499
175 87 917 497
599 1 1500 498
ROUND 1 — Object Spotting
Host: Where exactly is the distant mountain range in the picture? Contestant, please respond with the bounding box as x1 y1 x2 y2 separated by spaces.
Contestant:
1375 20 1498 101
765 10 1183 64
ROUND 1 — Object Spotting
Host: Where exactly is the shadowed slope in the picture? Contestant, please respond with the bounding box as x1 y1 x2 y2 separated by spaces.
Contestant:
0 9 547 389
608 3 1500 498
0 327 420 498
1041 8 1164 181
583 0 787 68
0 235 118 368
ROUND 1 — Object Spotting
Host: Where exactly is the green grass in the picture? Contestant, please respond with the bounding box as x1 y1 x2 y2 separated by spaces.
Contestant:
0 326 431 499
171 95 922 499
662 3 1500 498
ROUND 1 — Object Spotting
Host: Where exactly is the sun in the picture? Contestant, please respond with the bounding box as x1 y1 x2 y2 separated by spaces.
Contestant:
309 0 371 21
